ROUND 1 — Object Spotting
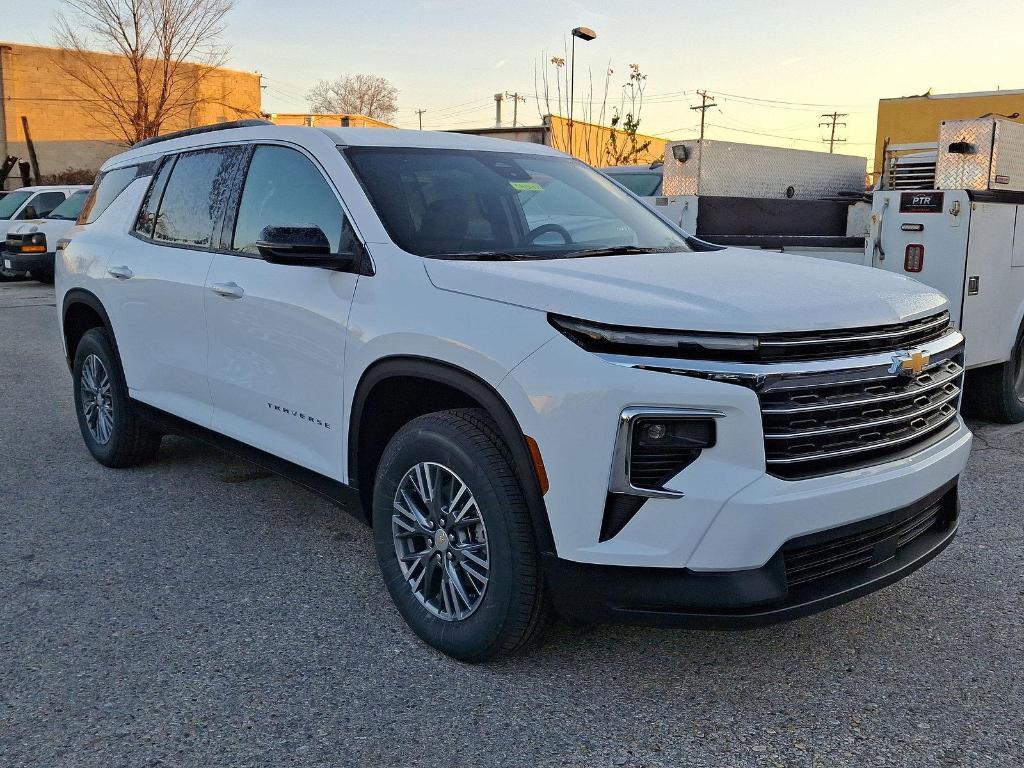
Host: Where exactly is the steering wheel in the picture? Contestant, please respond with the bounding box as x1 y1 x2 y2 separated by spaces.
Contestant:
526 223 574 244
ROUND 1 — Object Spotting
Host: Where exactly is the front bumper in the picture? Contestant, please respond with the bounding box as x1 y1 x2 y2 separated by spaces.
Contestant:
2 250 53 273
545 479 959 627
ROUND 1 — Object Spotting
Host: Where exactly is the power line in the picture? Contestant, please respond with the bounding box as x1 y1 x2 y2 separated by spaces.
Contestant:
712 90 869 108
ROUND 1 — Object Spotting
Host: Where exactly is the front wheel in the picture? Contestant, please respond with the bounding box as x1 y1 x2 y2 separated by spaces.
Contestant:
372 409 548 661
964 325 1024 424
33 267 54 284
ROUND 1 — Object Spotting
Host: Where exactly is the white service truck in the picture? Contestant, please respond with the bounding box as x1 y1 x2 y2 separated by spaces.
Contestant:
624 126 1024 422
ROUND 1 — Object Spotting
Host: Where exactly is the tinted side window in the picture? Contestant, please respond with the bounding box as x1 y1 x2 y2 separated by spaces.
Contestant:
21 192 67 219
232 146 348 253
154 147 243 247
133 157 175 238
78 166 138 224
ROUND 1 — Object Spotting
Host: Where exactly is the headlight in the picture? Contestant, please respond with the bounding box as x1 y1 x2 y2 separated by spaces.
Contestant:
549 314 759 359
20 233 47 253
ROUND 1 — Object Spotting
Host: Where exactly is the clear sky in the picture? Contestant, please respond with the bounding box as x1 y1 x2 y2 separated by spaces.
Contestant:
6 0 1024 165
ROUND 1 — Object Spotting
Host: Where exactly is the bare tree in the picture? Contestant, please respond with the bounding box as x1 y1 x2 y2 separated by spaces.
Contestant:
52 0 237 145
307 75 399 122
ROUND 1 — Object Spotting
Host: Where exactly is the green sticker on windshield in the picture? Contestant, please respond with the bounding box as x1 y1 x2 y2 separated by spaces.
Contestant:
510 181 543 191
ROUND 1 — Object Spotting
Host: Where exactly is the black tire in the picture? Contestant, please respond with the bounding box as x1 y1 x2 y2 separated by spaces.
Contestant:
33 268 54 284
963 324 1024 424
72 327 162 467
372 408 549 662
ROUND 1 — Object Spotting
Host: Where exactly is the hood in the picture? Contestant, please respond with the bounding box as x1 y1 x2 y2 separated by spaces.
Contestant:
423 247 949 333
4 220 74 238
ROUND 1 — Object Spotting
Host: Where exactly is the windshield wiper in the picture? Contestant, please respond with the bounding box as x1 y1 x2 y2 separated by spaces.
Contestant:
559 245 684 259
432 251 525 261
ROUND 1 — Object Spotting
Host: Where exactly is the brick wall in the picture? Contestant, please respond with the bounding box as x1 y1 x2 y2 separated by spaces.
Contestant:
1 42 261 189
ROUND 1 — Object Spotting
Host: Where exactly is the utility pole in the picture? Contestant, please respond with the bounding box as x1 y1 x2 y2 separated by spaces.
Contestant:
504 92 527 127
819 112 848 153
494 93 504 128
690 90 717 142
414 108 426 130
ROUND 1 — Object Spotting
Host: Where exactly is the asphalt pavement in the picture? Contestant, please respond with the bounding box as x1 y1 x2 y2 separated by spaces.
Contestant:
2 280 1022 767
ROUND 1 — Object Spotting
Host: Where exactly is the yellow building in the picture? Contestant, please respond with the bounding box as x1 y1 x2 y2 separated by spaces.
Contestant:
874 89 1024 177
452 114 666 167
267 113 396 129
0 41 262 189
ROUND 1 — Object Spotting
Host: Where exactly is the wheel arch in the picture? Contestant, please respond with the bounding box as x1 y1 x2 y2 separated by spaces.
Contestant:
61 288 117 371
348 356 555 555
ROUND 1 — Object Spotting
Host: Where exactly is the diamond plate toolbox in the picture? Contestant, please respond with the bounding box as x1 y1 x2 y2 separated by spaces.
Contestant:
936 118 1024 192
661 140 866 198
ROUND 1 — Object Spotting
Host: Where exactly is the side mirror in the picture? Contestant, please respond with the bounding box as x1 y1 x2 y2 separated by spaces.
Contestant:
671 144 690 163
256 225 356 270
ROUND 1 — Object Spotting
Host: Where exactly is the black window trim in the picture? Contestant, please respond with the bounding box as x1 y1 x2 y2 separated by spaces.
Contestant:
128 145 247 256
129 139 373 275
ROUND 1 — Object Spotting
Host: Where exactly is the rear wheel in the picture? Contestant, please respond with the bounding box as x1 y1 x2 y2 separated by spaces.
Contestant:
372 408 548 661
73 328 162 467
964 324 1024 423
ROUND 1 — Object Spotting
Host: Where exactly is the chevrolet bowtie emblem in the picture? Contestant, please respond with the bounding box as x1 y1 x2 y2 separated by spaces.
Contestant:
889 350 930 376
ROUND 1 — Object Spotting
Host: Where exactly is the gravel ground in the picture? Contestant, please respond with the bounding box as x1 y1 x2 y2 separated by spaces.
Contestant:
2 281 1023 767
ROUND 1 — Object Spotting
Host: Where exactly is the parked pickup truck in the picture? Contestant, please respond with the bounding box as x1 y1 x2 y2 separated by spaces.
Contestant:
3 189 90 282
57 121 971 660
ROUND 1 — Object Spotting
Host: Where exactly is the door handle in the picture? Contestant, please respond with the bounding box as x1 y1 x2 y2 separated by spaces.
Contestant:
210 281 244 299
107 265 134 280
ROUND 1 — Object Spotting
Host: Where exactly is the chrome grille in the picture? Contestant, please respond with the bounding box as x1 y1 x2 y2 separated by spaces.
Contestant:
761 356 964 480
757 311 950 362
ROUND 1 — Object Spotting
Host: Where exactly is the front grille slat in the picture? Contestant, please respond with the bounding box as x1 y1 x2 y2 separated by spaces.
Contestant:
757 315 963 480
764 385 961 439
761 360 962 414
755 311 950 362
783 496 950 588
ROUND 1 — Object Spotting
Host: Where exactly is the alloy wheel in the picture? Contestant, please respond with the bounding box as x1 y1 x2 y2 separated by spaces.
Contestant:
391 461 490 621
80 354 114 444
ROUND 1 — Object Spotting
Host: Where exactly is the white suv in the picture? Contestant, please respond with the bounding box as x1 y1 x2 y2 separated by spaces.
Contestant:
57 121 972 660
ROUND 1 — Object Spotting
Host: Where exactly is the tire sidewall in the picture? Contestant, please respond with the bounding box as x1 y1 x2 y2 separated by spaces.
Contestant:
372 418 525 660
73 328 132 464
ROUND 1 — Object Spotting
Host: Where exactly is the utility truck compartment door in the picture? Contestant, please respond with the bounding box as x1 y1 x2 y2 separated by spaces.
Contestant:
869 190 971 329
961 202 1021 368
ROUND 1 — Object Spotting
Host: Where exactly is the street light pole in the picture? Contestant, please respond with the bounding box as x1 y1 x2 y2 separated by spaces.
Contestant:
568 26 596 156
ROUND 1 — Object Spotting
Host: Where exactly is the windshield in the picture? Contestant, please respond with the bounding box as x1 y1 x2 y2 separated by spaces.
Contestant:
46 190 89 220
604 171 662 197
344 147 689 259
0 191 31 220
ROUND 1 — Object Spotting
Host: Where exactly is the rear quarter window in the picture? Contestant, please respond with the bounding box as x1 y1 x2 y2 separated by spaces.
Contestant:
78 164 152 225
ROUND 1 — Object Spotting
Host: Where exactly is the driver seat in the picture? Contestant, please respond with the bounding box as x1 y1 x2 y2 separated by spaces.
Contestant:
417 198 470 253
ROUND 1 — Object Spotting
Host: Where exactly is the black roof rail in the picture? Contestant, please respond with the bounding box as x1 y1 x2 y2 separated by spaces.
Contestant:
132 119 274 149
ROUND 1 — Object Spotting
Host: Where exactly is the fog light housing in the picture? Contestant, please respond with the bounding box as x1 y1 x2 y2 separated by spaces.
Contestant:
610 407 722 498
